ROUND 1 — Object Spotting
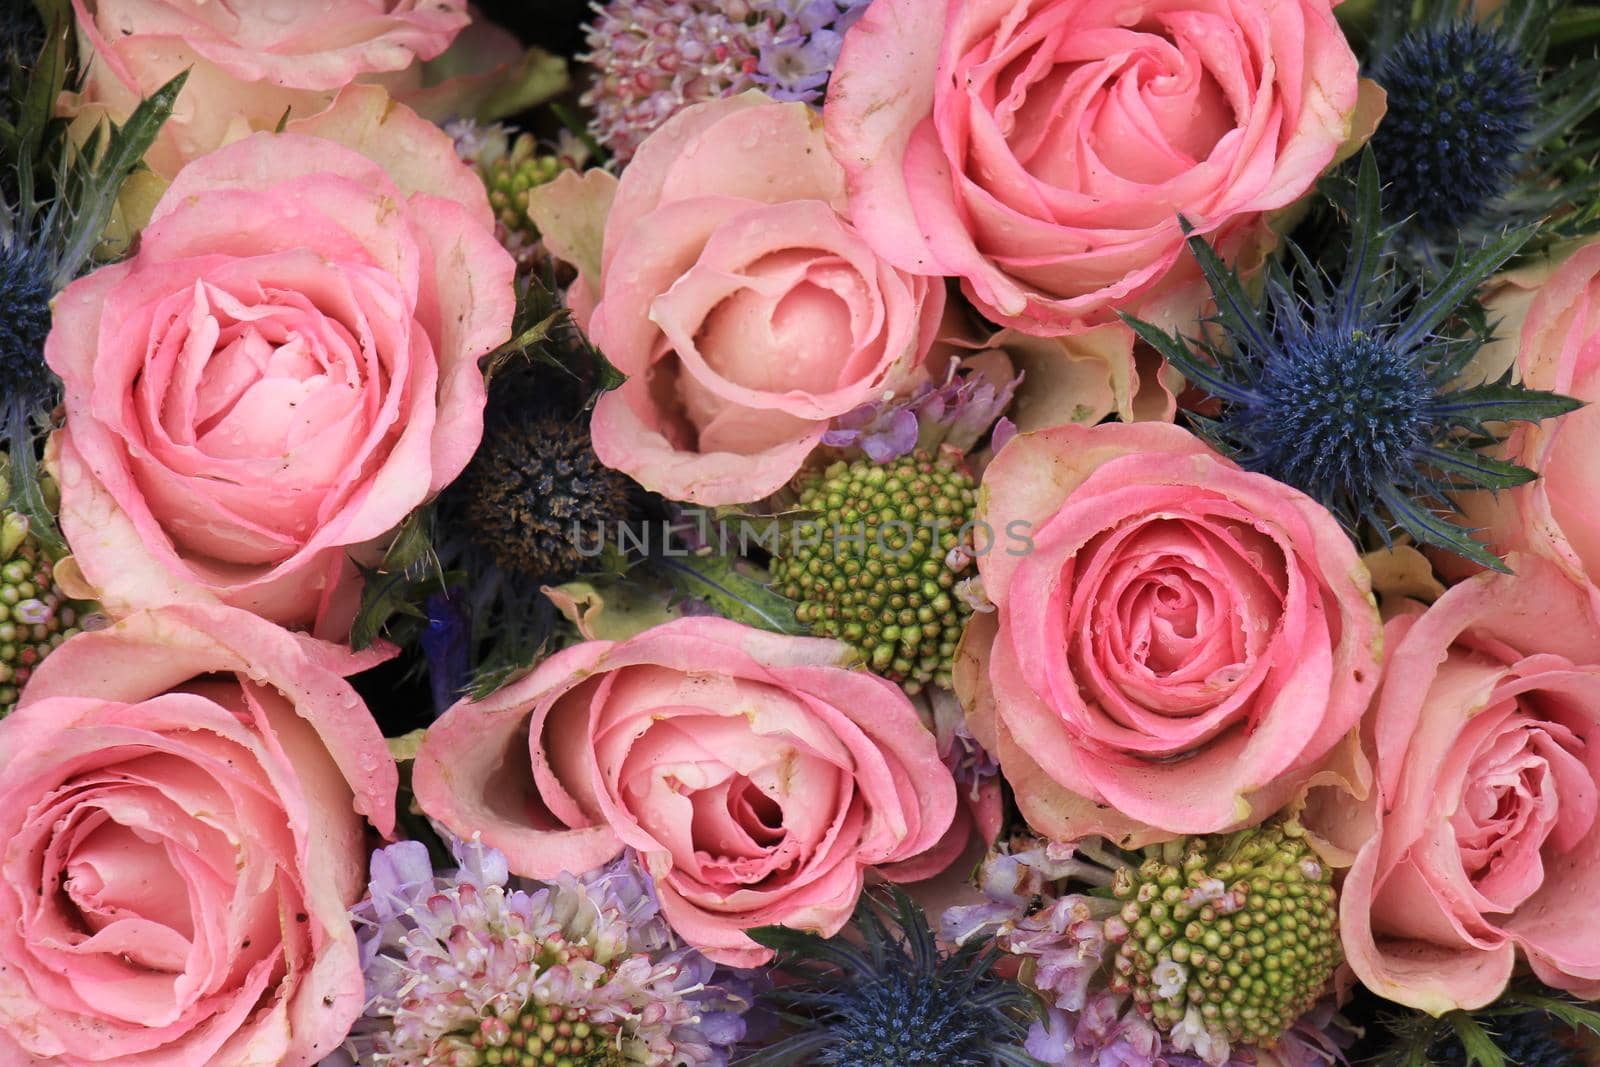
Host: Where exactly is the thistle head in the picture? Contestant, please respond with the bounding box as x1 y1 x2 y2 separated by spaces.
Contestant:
457 409 632 585
0 238 55 411
1371 20 1535 239
1124 151 1582 572
747 888 1039 1067
1243 327 1433 509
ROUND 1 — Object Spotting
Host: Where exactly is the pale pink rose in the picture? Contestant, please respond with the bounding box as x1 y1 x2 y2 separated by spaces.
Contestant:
825 0 1363 336
0 605 397 1066
1336 557 1600 1012
413 616 958 966
1456 239 1600 609
963 422 1380 845
532 92 945 505
47 87 515 639
62 0 469 178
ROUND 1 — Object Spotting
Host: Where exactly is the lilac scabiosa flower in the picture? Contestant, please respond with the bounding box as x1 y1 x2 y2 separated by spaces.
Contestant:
580 0 770 164
823 363 1021 463
926 688 999 809
329 839 749 1066
1027 994 1257 1067
749 0 869 102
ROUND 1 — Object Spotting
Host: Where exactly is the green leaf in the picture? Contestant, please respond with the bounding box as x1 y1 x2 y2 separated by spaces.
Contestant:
1420 447 1539 491
1371 1009 1451 1067
1393 224 1539 354
729 1033 834 1067
1378 481 1510 574
5 400 62 554
1551 7 1600 48
1442 1012 1509 1067
652 551 806 636
1178 218 1276 358
1339 148 1385 333
1501 991 1600 1038
14 19 69 167
1432 383 1584 427
380 509 439 576
52 69 189 286
349 512 443 650
1118 312 1254 405
483 309 568 381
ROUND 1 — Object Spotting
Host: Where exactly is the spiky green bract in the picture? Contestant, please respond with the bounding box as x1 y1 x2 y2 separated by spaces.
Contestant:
1366 0 1600 261
1 46 187 549
1370 984 1600 1067
770 451 975 693
736 888 1042 1067
1124 152 1581 572
1105 820 1340 1050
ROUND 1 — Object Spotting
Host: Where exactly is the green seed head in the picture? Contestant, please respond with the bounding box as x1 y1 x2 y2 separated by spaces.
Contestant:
0 510 98 718
484 133 565 243
1106 820 1340 1048
770 451 976 693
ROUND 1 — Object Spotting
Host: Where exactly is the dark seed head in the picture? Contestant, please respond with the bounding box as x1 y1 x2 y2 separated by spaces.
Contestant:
1371 21 1536 237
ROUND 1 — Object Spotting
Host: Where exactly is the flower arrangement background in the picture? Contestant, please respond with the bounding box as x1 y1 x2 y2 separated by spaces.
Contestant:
5 0 1600 1064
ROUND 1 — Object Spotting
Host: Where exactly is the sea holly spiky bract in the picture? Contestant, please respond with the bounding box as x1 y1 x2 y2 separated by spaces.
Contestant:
1123 150 1581 572
736 888 1042 1067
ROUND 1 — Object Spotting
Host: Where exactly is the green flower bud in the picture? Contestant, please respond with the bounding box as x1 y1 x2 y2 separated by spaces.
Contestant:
482 133 566 246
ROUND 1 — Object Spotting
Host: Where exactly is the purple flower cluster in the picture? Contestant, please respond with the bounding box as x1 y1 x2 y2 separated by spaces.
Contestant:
822 362 1021 462
580 0 869 162
749 0 871 102
325 838 749 1066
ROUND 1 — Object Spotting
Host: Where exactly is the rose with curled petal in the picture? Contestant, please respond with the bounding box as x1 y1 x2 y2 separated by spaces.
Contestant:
1333 556 1600 1013
60 0 470 179
412 616 958 966
0 604 397 1067
961 422 1380 845
824 0 1364 336
1456 239 1600 609
532 91 944 505
46 86 515 639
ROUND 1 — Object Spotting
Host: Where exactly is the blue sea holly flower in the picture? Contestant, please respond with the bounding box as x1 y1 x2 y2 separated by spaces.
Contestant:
736 888 1041 1067
0 236 53 418
1367 0 1600 258
1123 151 1582 572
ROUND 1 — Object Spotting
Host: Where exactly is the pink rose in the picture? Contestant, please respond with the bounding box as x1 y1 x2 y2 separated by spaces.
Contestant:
1457 239 1600 608
62 0 469 178
413 617 958 966
534 92 945 505
47 87 514 639
1336 557 1600 1012
825 0 1363 335
963 422 1380 844
0 605 397 1066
